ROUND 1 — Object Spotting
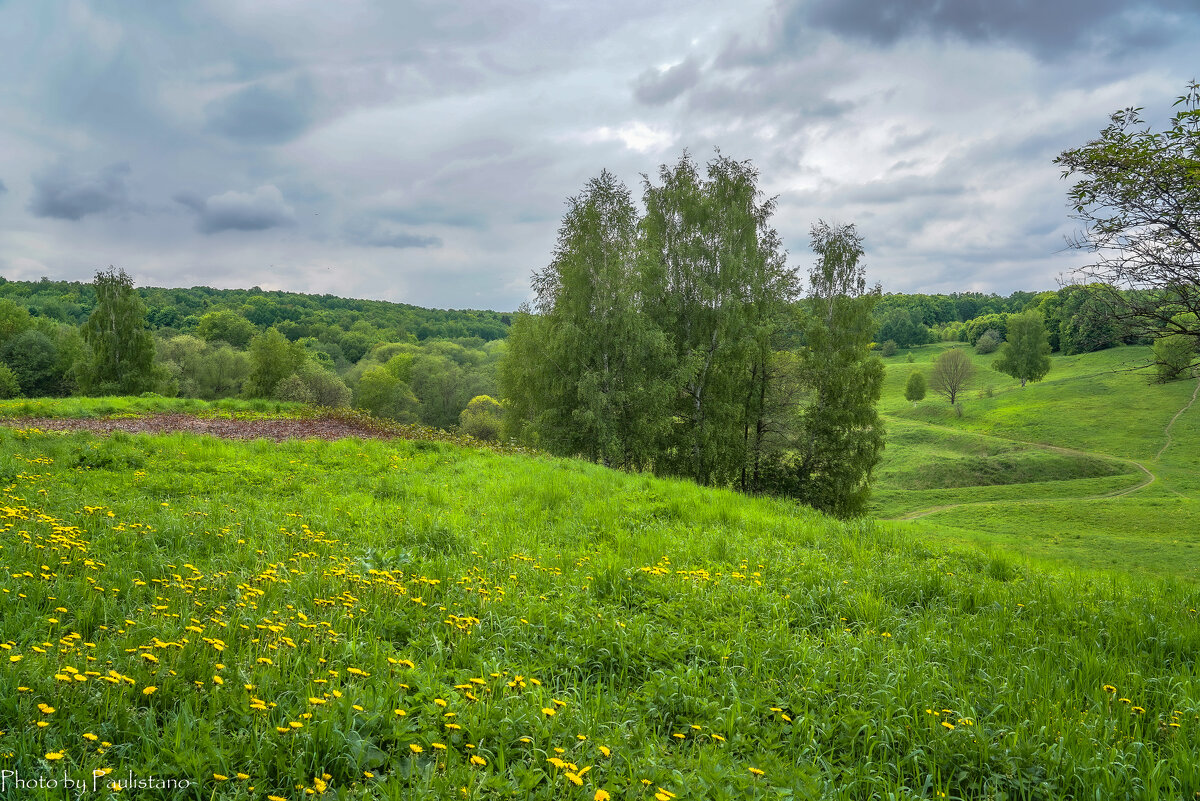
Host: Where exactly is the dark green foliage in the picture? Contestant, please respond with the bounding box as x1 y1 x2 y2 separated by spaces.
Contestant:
299 366 352 408
0 363 19 398
641 153 797 485
80 267 158 395
904 370 926 404
961 313 1009 345
2 329 62 397
0 298 33 345
1152 333 1197 382
354 357 420 422
246 328 307 398
273 373 315 404
777 222 885 517
878 339 898 357
974 329 1001 354
196 309 257 348
875 308 931 348
504 169 679 470
993 311 1052 387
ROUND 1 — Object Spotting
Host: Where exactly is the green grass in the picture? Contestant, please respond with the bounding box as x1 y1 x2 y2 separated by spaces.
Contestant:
2 420 1199 799
873 343 1200 580
0 396 304 419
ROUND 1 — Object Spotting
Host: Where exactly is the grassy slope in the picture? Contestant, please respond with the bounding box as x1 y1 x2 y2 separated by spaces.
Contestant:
875 344 1200 581
1 423 1199 799
0 397 304 419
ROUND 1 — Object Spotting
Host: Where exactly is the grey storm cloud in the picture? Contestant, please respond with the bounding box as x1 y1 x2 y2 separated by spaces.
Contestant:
205 76 320 145
175 185 296 234
2 0 1199 306
0 179 7 194
634 58 702 105
798 0 1199 57
28 162 134 220
345 217 443 249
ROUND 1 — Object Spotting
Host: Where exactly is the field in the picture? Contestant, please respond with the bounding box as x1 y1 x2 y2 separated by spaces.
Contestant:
872 344 1200 581
2 390 1200 799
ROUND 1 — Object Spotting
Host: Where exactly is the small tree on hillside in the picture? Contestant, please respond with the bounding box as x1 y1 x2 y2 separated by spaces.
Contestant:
992 310 1052 388
930 348 975 404
80 267 157 395
904 370 926 405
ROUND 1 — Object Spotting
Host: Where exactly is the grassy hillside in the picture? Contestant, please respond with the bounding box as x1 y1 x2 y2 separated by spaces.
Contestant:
873 344 1200 580
2 417 1199 799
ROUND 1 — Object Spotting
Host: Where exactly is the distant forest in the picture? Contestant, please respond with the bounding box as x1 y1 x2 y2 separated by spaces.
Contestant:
0 274 1143 438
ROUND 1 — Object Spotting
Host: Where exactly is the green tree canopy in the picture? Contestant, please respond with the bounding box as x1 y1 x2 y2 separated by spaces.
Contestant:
992 310 1052 387
1055 81 1200 349
80 267 157 395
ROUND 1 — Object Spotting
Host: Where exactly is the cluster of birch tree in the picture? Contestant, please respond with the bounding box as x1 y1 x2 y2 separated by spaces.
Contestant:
500 152 884 516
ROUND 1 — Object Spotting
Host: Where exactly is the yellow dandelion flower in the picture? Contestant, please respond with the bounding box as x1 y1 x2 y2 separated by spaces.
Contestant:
566 772 583 786
143 686 157 695
140 653 158 663
434 698 447 707
749 767 764 777
598 745 610 757
541 707 556 716
309 697 326 705
410 744 423 754
470 755 487 766
941 721 955 730
395 709 406 716
595 791 611 801
212 675 224 685
83 733 98 741
433 743 447 750
45 752 64 761
213 774 228 781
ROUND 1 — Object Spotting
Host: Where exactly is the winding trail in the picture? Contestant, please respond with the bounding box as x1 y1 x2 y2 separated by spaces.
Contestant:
885 379 1200 521
1155 374 1200 461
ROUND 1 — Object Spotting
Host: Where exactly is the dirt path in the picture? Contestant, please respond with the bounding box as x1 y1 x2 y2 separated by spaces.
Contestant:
886 418 1159 522
1155 375 1200 461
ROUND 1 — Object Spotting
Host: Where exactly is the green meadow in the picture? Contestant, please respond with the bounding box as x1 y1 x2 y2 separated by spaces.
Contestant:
1 347 1198 799
873 344 1200 582
1 378 1200 799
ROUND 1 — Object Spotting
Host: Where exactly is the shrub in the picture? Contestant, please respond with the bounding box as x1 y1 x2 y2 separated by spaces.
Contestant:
460 395 504 441
0 363 21 399
974 329 1001 354
273 374 315 404
903 371 926 404
879 339 898 357
1153 334 1197 382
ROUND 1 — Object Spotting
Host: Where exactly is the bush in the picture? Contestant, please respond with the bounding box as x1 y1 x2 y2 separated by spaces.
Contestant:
0 363 21 398
974 329 1001 354
903 371 926 404
1153 334 1197 382
274 374 315 404
301 367 352 408
459 395 504 441
879 339 898 357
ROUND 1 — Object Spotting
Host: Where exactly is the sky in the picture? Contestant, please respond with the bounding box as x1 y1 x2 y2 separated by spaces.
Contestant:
1 1 1197 311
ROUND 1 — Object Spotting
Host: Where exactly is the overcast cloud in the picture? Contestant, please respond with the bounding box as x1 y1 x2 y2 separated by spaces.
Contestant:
0 1 1196 309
